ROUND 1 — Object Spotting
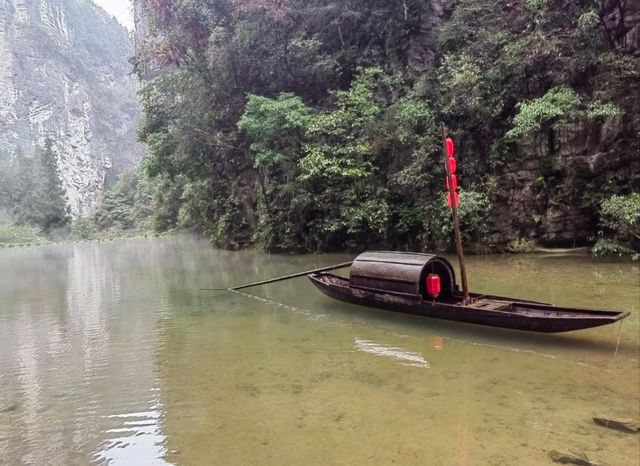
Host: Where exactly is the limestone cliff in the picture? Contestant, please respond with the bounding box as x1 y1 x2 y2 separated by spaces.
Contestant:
0 0 142 216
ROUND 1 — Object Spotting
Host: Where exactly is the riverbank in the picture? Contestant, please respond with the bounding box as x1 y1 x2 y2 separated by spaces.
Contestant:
2 222 637 263
3 233 637 265
0 222 175 249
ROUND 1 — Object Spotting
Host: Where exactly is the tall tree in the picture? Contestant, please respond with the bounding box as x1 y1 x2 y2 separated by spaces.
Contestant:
12 140 71 232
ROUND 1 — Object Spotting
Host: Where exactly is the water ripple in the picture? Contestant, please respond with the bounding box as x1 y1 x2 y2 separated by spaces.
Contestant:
93 402 170 466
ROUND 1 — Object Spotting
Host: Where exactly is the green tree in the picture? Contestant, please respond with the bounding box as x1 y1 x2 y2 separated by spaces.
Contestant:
12 140 70 232
94 166 153 232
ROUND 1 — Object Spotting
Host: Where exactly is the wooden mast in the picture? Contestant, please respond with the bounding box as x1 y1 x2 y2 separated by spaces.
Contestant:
441 123 470 302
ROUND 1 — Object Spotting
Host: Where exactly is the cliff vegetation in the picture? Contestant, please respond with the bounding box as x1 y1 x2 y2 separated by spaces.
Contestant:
14 0 640 257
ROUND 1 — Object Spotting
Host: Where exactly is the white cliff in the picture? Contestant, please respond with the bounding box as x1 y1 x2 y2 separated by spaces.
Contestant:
0 0 142 216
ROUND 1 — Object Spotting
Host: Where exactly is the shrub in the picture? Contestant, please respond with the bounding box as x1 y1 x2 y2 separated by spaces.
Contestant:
70 217 98 240
0 223 47 245
593 193 640 259
506 237 536 253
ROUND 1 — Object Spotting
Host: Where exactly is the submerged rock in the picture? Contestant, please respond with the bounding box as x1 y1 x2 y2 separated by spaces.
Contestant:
593 416 640 434
0 402 19 414
549 449 605 466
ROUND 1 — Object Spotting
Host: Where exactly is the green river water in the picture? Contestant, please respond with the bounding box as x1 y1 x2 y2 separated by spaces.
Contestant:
0 236 638 465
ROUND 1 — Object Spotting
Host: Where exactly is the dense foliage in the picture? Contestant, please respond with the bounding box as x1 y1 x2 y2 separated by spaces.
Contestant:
593 193 640 259
105 0 640 253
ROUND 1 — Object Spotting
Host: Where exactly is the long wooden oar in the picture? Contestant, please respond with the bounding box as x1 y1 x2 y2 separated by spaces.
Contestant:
201 261 353 291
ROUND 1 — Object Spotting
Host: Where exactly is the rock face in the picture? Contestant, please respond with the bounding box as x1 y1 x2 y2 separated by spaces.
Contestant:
488 119 640 248
0 0 142 216
602 0 640 55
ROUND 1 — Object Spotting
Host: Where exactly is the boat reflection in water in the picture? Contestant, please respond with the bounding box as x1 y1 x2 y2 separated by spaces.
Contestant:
429 336 444 351
354 338 431 368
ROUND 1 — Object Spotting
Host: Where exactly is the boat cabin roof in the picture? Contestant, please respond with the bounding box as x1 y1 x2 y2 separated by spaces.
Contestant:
349 251 458 298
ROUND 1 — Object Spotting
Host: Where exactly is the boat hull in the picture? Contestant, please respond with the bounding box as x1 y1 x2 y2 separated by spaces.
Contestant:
308 273 629 333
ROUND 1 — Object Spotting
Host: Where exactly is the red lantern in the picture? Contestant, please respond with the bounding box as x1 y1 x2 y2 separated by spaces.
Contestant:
448 157 456 174
446 174 458 191
426 274 441 299
446 138 455 158
447 191 460 208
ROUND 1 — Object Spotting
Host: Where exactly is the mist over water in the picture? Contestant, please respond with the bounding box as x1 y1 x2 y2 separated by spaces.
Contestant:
0 237 638 465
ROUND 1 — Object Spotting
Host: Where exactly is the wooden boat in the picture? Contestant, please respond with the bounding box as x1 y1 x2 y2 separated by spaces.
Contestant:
308 251 630 333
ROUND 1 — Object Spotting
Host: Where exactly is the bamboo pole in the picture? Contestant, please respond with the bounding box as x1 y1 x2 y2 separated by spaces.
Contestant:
441 123 470 302
200 261 354 291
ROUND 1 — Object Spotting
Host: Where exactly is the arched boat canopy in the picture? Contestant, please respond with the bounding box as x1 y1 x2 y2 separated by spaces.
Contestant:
349 251 458 299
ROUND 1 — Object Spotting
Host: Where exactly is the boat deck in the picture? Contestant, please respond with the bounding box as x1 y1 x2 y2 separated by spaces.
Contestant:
465 299 510 311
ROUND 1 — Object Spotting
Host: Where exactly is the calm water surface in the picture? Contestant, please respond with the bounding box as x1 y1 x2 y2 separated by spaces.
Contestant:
0 236 638 465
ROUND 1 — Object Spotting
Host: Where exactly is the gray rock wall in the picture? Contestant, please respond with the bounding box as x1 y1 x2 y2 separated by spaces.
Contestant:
0 0 142 216
488 118 639 248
